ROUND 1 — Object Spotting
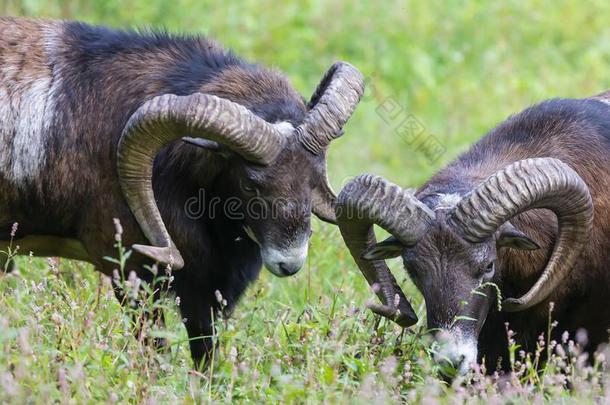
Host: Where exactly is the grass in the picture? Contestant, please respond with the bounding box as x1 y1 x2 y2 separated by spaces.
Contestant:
1 0 610 402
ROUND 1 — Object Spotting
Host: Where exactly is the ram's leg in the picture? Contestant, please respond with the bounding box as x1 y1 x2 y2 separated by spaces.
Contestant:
182 302 215 371
0 236 91 261
174 282 217 370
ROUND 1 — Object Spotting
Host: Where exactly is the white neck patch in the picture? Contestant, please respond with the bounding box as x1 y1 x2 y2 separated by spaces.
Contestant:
432 193 462 211
273 121 295 137
594 98 610 108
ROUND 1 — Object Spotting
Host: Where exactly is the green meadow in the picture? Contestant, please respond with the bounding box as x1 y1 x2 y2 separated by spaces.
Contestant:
1 0 610 403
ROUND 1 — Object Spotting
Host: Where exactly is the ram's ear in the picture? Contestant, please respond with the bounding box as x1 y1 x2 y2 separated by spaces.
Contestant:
497 222 540 251
182 137 220 151
361 236 404 260
183 137 233 159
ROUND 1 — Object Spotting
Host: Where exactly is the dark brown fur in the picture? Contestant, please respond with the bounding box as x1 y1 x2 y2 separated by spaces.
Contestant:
0 17 327 367
415 97 610 370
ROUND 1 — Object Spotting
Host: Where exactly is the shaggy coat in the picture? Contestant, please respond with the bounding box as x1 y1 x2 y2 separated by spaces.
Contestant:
0 17 313 365
417 95 610 368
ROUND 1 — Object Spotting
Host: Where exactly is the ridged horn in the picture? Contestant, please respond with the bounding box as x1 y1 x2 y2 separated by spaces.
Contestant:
297 62 365 154
336 174 436 327
300 62 365 223
117 93 285 269
450 158 593 312
311 152 338 224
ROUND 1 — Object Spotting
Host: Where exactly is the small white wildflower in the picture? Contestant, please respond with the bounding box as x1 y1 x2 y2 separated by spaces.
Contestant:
0 372 18 396
576 329 588 346
215 290 223 304
270 363 281 377
595 352 606 364
58 367 69 396
84 311 94 329
10 222 18 238
556 344 566 359
17 329 32 355
229 346 238 363
51 313 62 325
113 218 123 242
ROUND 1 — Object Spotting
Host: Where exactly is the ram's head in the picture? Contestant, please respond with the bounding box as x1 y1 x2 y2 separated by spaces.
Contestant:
116 62 364 277
335 159 593 374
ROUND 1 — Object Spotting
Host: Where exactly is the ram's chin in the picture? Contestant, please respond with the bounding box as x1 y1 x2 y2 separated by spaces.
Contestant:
434 329 478 377
261 244 308 277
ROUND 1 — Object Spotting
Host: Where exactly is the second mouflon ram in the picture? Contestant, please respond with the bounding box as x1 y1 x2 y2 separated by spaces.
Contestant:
336 92 610 375
0 17 364 366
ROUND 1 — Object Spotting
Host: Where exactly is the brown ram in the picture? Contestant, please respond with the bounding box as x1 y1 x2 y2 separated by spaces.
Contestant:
0 17 364 366
337 93 610 375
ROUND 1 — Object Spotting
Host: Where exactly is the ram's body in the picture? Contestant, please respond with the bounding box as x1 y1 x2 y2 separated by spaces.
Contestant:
336 93 610 375
1 17 303 258
417 96 610 368
0 17 340 365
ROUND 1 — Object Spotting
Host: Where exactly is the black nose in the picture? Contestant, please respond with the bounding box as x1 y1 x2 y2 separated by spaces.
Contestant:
278 262 300 276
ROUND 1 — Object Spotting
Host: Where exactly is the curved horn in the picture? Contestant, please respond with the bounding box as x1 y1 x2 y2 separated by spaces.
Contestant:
450 158 593 312
336 174 436 327
117 93 284 269
297 62 364 154
300 62 365 223
311 153 338 224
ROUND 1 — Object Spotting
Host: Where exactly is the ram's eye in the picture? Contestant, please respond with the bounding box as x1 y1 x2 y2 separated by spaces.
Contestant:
241 181 260 196
484 262 495 275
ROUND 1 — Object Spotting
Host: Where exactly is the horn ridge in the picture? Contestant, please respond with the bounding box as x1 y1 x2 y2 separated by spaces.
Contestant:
297 62 365 155
335 173 435 327
117 93 284 269
450 158 593 311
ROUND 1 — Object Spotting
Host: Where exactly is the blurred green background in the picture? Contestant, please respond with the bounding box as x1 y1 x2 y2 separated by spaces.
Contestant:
2 0 610 402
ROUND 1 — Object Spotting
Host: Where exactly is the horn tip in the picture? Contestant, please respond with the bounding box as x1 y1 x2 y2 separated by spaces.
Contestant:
132 244 185 270
366 302 418 327
502 298 528 312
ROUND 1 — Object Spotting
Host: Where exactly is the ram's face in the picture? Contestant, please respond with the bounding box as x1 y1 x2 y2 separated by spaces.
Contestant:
222 142 328 277
402 220 497 376
362 214 497 375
